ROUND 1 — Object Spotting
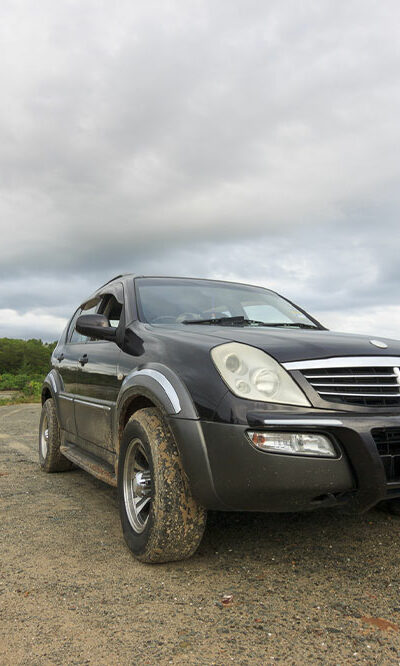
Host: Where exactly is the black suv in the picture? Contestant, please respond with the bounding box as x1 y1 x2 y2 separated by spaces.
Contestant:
39 275 400 562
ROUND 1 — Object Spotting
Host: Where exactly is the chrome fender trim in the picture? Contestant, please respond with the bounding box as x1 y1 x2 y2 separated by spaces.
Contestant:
128 369 181 414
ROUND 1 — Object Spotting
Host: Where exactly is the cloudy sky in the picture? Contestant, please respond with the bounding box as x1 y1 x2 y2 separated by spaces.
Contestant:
1 0 400 341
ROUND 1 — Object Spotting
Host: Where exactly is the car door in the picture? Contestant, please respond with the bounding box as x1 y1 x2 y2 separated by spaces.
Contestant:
55 305 97 435
74 285 125 453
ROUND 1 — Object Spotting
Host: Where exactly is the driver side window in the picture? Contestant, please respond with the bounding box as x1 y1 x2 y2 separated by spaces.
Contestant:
97 294 123 329
67 289 124 344
68 303 99 343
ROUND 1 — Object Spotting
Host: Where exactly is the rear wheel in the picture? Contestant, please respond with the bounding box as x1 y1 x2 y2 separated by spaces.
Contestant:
118 407 207 563
39 398 74 472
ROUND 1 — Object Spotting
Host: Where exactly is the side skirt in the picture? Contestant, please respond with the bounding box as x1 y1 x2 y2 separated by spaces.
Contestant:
60 442 117 487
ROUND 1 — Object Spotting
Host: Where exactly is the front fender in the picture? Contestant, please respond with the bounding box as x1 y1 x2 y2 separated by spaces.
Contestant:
117 363 198 419
115 363 221 507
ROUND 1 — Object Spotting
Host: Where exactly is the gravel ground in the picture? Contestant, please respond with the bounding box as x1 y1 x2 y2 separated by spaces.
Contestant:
1 404 400 665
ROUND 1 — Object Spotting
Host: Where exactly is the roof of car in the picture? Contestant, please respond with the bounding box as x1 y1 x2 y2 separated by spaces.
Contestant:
95 274 278 292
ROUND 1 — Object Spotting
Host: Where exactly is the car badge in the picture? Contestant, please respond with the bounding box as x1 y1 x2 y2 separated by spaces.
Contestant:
369 339 388 349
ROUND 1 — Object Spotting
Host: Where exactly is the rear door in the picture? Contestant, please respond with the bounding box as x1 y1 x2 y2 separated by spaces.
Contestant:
74 285 125 452
55 305 96 435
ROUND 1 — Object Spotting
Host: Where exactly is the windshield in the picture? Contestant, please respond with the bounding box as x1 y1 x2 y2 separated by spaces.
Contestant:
135 278 321 329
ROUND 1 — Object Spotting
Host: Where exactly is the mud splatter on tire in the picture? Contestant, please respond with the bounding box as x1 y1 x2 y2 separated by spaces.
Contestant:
118 407 207 563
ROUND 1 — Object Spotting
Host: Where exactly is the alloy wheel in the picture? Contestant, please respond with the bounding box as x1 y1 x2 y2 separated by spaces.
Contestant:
40 415 49 459
123 438 152 533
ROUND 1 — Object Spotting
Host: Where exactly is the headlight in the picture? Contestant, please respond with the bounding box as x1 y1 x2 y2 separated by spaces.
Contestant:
211 342 310 406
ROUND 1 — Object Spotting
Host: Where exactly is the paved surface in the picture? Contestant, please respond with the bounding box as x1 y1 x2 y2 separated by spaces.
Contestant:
1 404 400 665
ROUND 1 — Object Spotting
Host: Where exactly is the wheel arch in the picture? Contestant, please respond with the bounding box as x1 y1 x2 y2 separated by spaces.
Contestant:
115 365 221 509
41 370 62 413
115 364 197 452
41 385 52 404
117 391 159 449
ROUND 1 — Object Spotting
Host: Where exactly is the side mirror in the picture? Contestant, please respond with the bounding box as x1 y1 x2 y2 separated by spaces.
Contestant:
76 314 117 342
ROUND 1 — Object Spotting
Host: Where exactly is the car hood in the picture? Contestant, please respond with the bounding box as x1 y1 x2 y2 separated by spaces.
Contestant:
184 326 400 364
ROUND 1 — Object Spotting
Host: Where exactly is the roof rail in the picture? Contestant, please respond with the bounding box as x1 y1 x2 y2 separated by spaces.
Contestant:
96 274 131 290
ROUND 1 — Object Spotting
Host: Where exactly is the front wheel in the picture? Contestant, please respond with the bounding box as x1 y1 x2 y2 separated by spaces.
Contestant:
118 407 207 563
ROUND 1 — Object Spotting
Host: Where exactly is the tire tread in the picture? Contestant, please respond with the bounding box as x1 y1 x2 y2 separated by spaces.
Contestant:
118 407 207 563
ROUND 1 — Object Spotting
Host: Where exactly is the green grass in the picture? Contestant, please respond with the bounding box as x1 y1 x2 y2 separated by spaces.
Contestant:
0 374 43 405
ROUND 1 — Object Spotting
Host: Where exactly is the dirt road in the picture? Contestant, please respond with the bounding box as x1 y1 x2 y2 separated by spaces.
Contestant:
1 404 400 664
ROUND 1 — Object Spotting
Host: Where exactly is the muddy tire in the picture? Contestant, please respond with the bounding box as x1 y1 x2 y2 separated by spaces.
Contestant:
118 407 207 563
39 398 74 472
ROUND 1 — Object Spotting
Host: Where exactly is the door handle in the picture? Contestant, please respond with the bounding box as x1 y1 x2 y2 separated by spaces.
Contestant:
56 353 64 362
79 354 88 366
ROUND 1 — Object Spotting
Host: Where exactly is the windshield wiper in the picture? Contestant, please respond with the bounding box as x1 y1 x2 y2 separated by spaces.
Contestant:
182 316 248 326
252 322 318 329
182 317 318 329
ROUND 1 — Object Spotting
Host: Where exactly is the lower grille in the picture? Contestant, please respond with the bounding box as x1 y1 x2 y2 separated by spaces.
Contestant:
372 428 400 482
301 366 400 407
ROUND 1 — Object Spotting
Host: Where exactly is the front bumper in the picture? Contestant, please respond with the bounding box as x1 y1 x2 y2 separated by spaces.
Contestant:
170 411 400 513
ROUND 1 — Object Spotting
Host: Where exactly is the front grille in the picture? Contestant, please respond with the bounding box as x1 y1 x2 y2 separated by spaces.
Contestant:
301 366 400 407
372 428 400 482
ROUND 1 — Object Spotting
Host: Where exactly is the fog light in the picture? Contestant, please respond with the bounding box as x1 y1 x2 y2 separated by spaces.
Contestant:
248 431 337 458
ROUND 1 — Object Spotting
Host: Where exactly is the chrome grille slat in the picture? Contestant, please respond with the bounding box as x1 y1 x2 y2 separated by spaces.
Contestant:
304 373 397 379
318 391 400 398
310 382 400 388
298 360 400 407
284 356 400 370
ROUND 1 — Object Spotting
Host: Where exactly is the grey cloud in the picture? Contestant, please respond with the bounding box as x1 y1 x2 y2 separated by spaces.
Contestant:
0 221 397 314
1 1 400 338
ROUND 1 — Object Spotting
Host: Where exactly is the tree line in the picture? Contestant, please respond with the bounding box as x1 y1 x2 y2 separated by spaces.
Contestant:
0 338 57 375
0 338 57 400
